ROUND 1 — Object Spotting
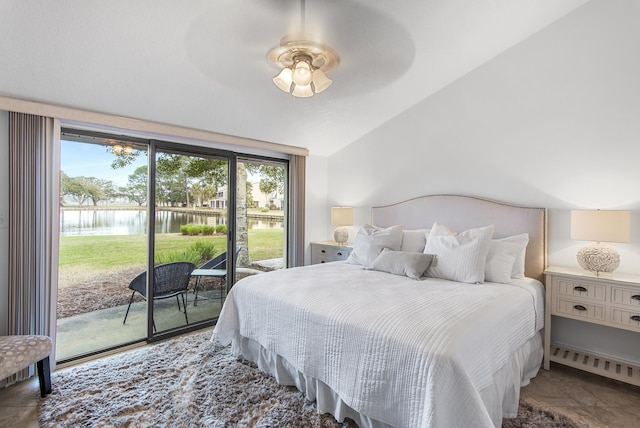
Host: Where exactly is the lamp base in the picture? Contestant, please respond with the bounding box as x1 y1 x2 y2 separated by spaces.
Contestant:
576 243 620 274
333 227 349 245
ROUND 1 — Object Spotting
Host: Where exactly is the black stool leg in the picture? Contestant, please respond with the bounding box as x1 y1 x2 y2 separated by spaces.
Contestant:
37 356 52 397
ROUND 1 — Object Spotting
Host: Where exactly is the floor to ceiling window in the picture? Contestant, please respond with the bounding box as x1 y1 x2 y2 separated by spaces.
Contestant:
56 129 289 362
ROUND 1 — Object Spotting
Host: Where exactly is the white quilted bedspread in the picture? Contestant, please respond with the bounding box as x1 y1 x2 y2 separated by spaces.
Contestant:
212 262 544 428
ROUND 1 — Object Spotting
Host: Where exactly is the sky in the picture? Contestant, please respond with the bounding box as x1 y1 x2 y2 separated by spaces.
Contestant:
60 139 264 188
60 140 148 187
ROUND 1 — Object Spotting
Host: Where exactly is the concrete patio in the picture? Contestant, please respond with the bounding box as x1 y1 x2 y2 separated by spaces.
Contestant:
56 289 224 361
55 260 282 362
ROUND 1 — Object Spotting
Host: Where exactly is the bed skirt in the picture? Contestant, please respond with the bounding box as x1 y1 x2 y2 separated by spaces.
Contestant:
228 331 544 428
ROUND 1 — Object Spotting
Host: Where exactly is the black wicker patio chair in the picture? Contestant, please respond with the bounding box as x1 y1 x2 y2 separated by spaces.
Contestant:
122 261 196 330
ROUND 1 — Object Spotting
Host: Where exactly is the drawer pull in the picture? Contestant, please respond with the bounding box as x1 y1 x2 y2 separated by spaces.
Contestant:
573 305 587 311
337 252 343 256
320 260 326 263
321 249 326 254
632 295 640 301
631 315 640 322
573 286 588 292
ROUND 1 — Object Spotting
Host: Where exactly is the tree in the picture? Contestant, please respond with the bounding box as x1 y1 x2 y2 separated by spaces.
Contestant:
61 172 89 206
246 181 254 208
61 173 116 206
81 177 117 206
259 179 277 209
121 166 148 206
236 163 249 267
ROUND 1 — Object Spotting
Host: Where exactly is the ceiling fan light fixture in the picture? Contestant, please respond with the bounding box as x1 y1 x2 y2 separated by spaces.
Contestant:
268 35 339 98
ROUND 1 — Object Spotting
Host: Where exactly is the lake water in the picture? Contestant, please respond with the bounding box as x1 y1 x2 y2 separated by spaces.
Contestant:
60 210 283 236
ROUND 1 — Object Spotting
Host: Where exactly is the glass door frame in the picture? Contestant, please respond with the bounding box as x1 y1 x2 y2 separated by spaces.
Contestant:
147 140 237 342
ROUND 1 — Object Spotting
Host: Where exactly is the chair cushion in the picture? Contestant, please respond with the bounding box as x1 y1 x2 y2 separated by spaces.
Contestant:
0 335 52 380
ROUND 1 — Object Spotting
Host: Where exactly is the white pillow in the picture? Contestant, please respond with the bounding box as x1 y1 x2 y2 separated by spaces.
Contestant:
485 233 529 283
400 229 431 252
347 224 403 267
499 233 529 279
424 223 495 284
367 249 435 279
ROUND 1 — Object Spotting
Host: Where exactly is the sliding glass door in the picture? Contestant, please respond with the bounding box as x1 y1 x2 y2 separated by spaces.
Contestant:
234 158 287 284
56 129 290 361
150 144 231 336
57 133 149 361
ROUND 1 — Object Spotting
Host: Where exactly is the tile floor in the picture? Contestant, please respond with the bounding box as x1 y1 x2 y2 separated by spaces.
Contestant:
1 359 638 427
520 363 640 428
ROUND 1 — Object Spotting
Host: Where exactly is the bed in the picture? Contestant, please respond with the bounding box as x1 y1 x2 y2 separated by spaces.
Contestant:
212 195 547 427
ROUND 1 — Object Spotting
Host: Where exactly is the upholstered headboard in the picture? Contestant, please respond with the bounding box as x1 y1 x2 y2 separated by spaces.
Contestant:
371 195 547 283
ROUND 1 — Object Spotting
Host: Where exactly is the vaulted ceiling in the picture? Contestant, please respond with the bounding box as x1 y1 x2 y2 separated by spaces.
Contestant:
0 0 588 156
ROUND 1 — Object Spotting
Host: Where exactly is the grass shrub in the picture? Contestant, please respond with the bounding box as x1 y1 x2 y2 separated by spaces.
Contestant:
155 240 218 265
180 223 226 236
188 225 202 236
190 240 217 261
201 225 215 235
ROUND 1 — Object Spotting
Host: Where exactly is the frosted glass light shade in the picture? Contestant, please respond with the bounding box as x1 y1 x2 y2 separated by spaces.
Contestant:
273 68 293 92
292 83 313 97
312 69 332 93
292 60 313 86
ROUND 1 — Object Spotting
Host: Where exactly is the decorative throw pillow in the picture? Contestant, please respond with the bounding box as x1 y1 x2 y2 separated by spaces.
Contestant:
485 234 529 283
367 248 435 279
424 223 495 283
400 229 431 253
347 224 404 267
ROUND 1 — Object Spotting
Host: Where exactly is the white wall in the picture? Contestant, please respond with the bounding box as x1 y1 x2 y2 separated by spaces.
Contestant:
0 110 8 335
325 0 640 363
304 155 329 264
327 0 640 275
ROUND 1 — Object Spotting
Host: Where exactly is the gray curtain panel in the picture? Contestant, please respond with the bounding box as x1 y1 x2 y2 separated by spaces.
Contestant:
7 112 59 382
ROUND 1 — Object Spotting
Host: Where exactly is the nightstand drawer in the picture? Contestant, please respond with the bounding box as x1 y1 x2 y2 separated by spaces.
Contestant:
310 242 352 264
610 307 640 332
553 297 606 321
610 286 640 308
553 278 606 302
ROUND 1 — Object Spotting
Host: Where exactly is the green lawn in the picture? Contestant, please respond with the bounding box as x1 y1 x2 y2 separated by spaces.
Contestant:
59 229 284 270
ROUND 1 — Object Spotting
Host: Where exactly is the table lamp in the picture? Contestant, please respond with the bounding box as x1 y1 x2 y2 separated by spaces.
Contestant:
570 210 630 274
331 207 353 244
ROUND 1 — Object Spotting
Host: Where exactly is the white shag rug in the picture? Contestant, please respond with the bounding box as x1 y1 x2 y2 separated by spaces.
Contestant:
39 330 585 427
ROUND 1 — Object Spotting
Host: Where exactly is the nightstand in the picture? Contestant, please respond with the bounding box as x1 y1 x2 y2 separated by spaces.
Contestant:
544 266 640 386
310 241 352 264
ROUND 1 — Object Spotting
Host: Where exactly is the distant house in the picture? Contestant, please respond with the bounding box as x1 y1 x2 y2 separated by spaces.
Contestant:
210 182 284 210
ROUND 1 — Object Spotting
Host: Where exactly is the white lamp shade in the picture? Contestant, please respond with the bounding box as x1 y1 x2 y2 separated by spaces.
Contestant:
571 210 631 243
331 207 353 226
